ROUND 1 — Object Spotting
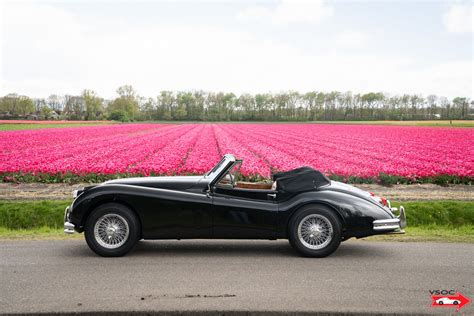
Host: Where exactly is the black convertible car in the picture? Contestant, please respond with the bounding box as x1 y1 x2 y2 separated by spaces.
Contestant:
64 154 406 257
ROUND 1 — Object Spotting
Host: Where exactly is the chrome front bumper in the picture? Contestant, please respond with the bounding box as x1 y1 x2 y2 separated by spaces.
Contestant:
373 206 407 232
64 206 75 234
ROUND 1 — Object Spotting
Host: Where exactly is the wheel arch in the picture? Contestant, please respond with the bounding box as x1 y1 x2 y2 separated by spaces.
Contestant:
81 197 143 238
285 201 346 238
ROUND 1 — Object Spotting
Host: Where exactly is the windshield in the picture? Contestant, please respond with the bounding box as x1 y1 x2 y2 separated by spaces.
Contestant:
216 161 242 187
228 161 242 181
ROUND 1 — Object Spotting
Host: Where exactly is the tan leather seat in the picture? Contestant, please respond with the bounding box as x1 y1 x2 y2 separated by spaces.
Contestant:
235 181 273 190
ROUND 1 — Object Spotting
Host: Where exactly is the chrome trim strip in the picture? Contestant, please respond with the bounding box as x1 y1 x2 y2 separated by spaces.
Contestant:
373 218 401 231
64 221 75 234
64 206 75 234
373 205 407 232
64 206 70 222
399 206 407 229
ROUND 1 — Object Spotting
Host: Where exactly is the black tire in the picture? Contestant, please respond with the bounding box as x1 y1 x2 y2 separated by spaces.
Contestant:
288 205 342 258
438 301 443 305
453 301 458 305
84 203 141 257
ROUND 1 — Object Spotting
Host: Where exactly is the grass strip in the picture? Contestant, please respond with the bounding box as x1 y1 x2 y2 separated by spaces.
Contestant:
0 200 71 229
0 123 112 131
307 120 474 128
391 201 474 226
139 120 474 127
0 226 82 240
365 225 474 243
0 200 472 242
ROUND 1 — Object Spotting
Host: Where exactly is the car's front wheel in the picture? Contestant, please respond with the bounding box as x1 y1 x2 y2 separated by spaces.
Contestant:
84 203 140 257
288 205 342 258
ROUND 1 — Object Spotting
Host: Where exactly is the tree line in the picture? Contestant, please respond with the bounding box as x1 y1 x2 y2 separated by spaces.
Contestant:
0 85 472 121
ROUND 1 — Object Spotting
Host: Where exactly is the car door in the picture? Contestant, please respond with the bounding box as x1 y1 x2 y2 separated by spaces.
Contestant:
135 189 213 239
211 185 279 239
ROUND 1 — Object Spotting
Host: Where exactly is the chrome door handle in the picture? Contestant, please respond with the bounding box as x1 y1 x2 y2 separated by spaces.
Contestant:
267 193 277 198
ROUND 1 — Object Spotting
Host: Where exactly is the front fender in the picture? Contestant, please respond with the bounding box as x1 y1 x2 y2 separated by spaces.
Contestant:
69 184 209 231
278 190 394 238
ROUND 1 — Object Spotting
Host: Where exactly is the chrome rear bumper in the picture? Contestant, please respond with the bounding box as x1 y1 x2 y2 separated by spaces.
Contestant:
373 206 407 232
64 206 75 234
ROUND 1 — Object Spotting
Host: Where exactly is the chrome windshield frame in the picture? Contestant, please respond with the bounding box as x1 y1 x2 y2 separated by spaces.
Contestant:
206 154 237 185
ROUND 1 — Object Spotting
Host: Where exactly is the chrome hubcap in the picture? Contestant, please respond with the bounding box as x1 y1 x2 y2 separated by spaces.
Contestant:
94 214 129 249
298 214 333 250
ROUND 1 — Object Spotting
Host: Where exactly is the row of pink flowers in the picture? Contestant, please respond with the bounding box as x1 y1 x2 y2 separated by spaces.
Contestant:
1 123 472 179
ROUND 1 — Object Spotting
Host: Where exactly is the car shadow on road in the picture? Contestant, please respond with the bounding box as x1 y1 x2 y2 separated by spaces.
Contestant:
125 240 392 258
132 240 296 257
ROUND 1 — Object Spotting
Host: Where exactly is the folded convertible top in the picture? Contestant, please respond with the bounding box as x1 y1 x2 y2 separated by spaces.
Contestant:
272 167 330 193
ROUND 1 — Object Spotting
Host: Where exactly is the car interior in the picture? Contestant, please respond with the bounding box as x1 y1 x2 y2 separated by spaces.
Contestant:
213 161 277 200
234 181 274 190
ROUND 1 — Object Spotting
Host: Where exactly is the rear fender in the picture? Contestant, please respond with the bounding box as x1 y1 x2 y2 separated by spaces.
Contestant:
278 190 393 237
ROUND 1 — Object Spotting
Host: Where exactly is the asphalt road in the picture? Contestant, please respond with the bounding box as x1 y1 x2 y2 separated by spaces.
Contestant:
1 239 473 315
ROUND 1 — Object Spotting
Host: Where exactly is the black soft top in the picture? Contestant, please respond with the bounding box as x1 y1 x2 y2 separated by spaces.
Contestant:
272 167 330 193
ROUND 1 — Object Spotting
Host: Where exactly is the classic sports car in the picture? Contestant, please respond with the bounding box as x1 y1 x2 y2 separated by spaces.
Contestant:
64 154 406 257
435 298 461 305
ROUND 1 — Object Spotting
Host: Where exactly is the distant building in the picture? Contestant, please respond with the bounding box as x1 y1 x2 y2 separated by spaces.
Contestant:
50 111 60 120
0 112 13 119
26 113 40 120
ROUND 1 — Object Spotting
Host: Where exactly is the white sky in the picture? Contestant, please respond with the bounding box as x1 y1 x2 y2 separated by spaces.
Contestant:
0 0 473 99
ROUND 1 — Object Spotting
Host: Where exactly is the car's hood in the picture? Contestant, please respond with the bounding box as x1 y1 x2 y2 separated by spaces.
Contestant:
104 176 205 190
323 181 372 200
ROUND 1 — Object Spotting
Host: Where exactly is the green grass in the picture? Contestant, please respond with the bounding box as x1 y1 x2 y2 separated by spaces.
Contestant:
2 120 472 131
0 200 71 229
365 225 474 243
0 122 112 131
391 201 474 226
0 226 82 239
137 120 474 127
0 200 472 241
307 120 474 127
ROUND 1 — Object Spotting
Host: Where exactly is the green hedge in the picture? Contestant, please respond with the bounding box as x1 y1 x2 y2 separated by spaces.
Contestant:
0 200 71 229
0 200 473 230
392 201 474 226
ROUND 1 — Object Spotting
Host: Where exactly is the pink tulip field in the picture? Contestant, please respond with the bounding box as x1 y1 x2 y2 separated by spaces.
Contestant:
1 123 473 183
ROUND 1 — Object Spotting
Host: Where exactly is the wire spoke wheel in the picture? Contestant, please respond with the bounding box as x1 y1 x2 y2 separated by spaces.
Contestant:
297 214 333 250
94 214 130 249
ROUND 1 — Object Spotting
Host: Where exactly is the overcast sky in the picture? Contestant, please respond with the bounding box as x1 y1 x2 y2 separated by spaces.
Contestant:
0 0 472 99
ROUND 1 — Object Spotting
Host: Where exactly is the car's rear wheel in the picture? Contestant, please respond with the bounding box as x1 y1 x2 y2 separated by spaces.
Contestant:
84 203 140 257
438 301 444 305
288 205 342 257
